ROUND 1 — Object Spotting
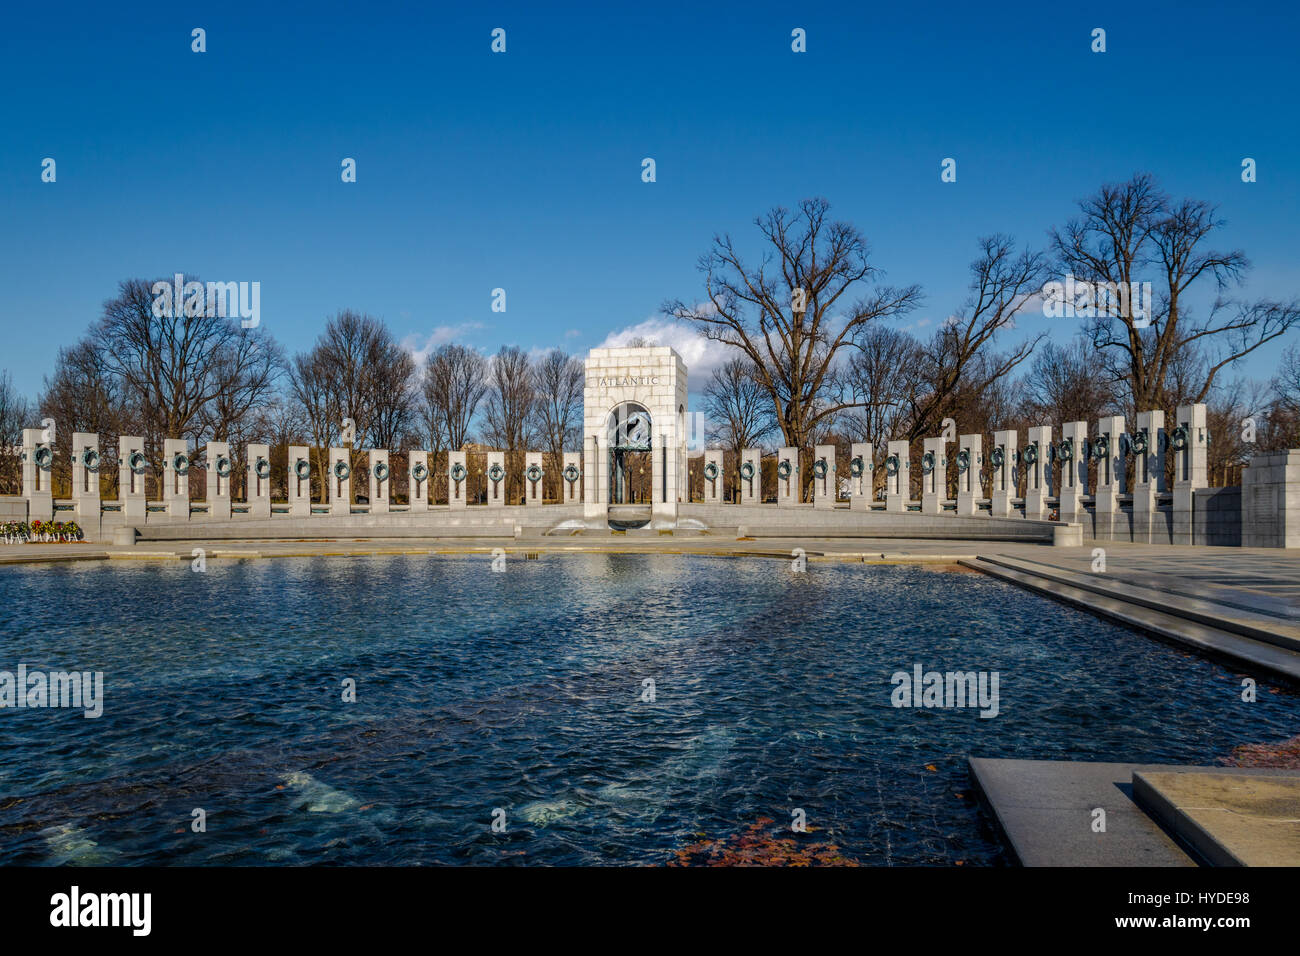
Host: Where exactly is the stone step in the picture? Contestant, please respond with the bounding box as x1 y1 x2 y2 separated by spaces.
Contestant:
961 557 1300 684
976 554 1300 653
1132 770 1300 866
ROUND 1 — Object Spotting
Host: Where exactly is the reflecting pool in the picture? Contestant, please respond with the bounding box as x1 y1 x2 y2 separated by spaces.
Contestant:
0 554 1295 865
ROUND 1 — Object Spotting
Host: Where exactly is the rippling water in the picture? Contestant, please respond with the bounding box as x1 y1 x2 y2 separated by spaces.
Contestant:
0 554 1296 866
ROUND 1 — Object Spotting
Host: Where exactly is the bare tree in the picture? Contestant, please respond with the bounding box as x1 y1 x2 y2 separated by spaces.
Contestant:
903 235 1047 440
1020 337 1117 427
38 340 132 496
92 277 280 463
0 371 32 495
703 356 774 457
666 197 923 451
311 310 415 450
288 349 339 495
199 332 285 445
530 349 583 499
1051 173 1299 410
843 325 922 451
481 345 537 502
422 344 488 452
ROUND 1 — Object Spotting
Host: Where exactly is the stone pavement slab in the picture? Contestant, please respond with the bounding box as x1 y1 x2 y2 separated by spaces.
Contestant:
1132 770 1300 867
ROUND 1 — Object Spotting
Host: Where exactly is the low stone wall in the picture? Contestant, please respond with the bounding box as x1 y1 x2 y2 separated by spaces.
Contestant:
1078 489 1241 547
120 505 586 542
1193 487 1242 547
1243 451 1300 548
680 503 1068 543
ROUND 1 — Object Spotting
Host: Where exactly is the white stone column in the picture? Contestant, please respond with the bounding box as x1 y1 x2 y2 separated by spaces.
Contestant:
70 432 101 534
369 450 390 514
1172 403 1208 545
1023 425 1053 520
849 442 873 511
409 451 430 512
561 452 582 504
702 449 723 504
486 451 506 508
20 428 54 522
739 448 762 505
812 444 836 509
990 430 1017 516
448 449 469 509
1058 421 1088 525
287 445 311 517
1132 410 1165 543
119 436 148 521
583 436 603 519
205 441 232 520
956 434 982 516
246 443 272 519
920 437 944 515
885 439 909 512
524 451 544 506
654 428 680 521
328 448 352 516
163 438 190 518
1093 415 1127 541
776 446 799 506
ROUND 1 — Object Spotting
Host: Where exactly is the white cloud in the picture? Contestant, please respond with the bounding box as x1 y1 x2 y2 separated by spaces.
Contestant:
564 328 581 339
596 315 739 385
402 322 485 366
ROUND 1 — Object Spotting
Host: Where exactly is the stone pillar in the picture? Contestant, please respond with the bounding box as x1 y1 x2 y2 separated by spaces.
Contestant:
990 430 1018 517
524 451 544 506
776 446 799 506
1023 426 1053 520
448 450 469 509
562 452 582 504
368 450 391 514
739 448 762 505
656 428 681 521
849 442 873 511
486 450 506 508
409 450 430 512
1132 411 1166 544
246 443 272 519
20 428 54 522
583 436 603 519
1242 450 1300 548
1058 421 1088 525
885 439 909 512
163 438 190 518
956 434 982 516
702 449 723 504
812 444 836 509
287 445 311 517
328 448 352 516
118 436 148 521
1093 415 1127 541
1172 403 1208 545
205 441 232 520
70 432 102 535
920 437 944 515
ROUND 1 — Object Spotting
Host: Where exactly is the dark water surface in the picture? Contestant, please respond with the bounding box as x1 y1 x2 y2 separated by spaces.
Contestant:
0 554 1295 865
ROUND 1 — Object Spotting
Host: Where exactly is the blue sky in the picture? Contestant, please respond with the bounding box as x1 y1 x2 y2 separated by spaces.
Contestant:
3 0 1298 400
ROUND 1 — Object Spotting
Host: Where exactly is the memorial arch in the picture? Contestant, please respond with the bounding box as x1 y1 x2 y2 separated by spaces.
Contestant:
583 346 688 528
